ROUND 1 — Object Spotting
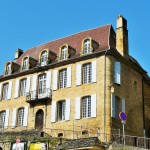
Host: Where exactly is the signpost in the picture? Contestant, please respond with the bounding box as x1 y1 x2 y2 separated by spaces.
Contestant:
119 112 127 145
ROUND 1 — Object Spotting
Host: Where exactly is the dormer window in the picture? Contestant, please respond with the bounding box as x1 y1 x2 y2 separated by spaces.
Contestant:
61 46 67 60
5 63 11 75
40 51 47 66
22 57 28 70
83 39 91 54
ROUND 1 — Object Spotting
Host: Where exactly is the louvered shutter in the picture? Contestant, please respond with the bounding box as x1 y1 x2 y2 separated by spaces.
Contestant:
75 97 81 119
46 71 51 89
8 81 12 99
53 70 58 90
26 77 30 95
12 108 17 128
32 75 37 99
76 64 81 86
23 106 28 126
122 98 125 113
91 94 97 117
0 84 2 100
111 93 115 117
114 62 121 84
51 101 56 122
67 67 72 88
65 98 71 121
14 80 19 98
4 109 9 129
92 60 97 83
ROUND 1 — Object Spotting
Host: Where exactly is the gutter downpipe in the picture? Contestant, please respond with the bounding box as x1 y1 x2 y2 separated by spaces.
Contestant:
104 48 109 139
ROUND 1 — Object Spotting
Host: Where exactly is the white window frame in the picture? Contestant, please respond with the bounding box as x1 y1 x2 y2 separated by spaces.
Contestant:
57 100 66 121
83 63 92 84
0 111 6 129
22 57 28 70
61 46 67 60
83 39 90 54
20 79 27 97
17 108 24 126
40 51 47 66
115 96 120 119
82 96 91 118
38 74 46 96
2 83 9 100
59 69 67 89
5 63 11 75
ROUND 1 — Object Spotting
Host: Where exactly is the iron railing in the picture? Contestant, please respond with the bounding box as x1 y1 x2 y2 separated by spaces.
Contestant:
26 88 52 101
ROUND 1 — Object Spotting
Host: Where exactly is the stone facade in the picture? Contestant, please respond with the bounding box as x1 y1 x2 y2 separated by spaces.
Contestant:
0 15 149 143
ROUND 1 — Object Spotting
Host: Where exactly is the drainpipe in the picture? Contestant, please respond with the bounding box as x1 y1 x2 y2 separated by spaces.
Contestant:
104 49 108 136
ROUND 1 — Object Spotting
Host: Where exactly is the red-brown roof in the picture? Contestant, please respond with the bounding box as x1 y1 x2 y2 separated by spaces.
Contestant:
16 24 112 65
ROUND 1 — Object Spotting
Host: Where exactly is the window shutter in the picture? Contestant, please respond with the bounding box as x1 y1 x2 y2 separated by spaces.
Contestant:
75 97 81 119
32 75 37 91
114 62 121 84
76 64 81 86
92 60 97 83
12 108 17 128
23 106 28 126
14 80 19 99
8 81 12 99
26 77 30 95
65 98 71 121
53 70 58 90
122 98 125 113
91 94 97 117
0 84 2 100
111 93 115 117
67 67 72 88
51 101 56 122
46 71 51 89
4 109 9 129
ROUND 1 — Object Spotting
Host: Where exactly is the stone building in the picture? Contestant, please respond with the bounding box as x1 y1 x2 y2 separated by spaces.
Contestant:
0 15 149 140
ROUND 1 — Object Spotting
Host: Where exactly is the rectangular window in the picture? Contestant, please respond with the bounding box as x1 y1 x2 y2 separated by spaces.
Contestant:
83 63 92 84
20 79 27 96
38 74 46 95
61 47 67 60
22 58 28 70
115 96 121 119
57 101 66 121
83 39 90 54
6 64 11 75
2 83 9 100
59 69 67 89
0 111 6 129
17 108 24 126
82 96 91 118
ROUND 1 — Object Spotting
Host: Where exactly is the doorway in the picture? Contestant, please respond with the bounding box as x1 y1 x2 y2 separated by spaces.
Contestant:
35 109 44 130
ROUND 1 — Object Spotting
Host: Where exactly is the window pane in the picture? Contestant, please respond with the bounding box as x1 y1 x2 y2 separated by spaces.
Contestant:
83 39 90 54
17 108 24 126
58 101 66 121
59 69 67 89
23 58 28 70
82 96 91 118
61 47 67 60
0 111 6 129
41 51 47 66
83 63 92 84
2 83 9 100
38 74 46 94
20 79 27 96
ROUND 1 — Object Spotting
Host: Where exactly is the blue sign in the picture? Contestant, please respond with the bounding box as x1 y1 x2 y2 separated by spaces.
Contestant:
119 112 127 122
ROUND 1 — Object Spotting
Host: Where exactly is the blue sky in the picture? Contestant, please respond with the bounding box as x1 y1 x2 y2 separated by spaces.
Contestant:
0 0 150 76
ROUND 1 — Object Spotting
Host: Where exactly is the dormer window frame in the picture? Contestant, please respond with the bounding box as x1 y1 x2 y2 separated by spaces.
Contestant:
59 45 68 61
40 50 48 66
22 57 29 71
82 38 92 55
5 62 12 75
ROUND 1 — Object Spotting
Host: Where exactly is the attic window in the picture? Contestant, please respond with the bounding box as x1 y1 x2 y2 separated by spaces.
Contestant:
22 57 29 70
40 51 48 66
83 39 91 54
61 46 67 60
5 63 11 75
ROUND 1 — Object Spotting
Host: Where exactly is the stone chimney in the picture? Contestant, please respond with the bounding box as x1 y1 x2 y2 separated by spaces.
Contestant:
14 48 23 62
116 15 129 57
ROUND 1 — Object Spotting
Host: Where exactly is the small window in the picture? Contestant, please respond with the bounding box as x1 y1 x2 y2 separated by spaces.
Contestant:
59 69 67 89
5 63 11 75
82 96 91 118
2 83 9 100
83 63 92 84
58 133 63 137
57 100 66 121
22 57 29 70
40 51 48 66
0 111 6 129
38 74 46 95
82 130 88 135
114 62 121 84
61 46 67 60
114 96 121 119
83 39 91 54
20 79 27 97
17 108 24 126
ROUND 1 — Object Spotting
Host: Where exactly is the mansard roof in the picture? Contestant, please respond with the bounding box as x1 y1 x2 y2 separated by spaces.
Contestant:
15 24 114 65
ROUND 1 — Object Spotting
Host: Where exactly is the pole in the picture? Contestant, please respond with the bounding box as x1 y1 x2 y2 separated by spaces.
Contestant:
122 122 125 145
